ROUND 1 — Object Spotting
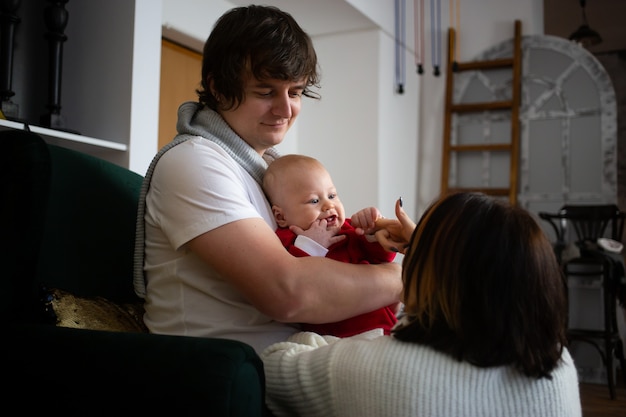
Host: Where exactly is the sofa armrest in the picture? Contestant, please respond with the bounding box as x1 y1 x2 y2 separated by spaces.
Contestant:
3 324 268 416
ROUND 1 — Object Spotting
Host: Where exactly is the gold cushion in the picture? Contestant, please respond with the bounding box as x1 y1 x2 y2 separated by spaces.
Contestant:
43 287 148 333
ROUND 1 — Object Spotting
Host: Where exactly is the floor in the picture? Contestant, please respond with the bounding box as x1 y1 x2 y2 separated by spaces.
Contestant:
580 370 626 417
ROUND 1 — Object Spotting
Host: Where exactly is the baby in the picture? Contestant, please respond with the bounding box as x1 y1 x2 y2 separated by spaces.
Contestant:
263 154 398 337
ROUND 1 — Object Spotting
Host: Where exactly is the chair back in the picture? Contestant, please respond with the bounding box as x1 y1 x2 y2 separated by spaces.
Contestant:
558 204 624 244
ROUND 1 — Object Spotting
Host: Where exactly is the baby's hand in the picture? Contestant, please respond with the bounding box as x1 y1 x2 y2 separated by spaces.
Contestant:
350 207 382 235
290 219 345 248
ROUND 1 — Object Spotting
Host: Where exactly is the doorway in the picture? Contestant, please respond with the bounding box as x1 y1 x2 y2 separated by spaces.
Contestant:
159 38 202 150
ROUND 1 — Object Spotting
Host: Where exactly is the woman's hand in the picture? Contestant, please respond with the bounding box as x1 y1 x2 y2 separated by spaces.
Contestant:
374 198 416 254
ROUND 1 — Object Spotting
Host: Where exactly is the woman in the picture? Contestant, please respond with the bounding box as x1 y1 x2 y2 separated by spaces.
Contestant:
261 193 581 417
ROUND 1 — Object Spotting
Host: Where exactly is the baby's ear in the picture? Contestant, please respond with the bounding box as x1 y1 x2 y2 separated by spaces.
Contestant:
272 205 289 228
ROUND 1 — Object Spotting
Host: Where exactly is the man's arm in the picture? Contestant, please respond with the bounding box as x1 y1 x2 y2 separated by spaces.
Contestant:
186 217 402 324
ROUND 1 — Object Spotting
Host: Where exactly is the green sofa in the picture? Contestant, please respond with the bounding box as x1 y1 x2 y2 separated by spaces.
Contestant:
1 129 270 416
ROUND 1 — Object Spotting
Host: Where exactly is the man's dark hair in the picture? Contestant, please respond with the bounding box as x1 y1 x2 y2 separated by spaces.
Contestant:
197 5 321 111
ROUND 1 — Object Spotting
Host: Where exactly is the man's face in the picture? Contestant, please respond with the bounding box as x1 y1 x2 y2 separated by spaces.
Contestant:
219 75 307 155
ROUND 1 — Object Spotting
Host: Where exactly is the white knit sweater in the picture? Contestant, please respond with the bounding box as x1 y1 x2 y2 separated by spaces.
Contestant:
261 331 582 417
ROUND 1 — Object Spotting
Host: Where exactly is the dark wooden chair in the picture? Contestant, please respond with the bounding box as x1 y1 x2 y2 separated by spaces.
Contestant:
539 204 626 400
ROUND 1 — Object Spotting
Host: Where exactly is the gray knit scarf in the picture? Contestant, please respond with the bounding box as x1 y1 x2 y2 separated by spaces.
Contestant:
133 102 280 297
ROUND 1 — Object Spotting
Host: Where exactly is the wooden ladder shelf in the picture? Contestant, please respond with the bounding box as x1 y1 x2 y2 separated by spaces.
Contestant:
440 20 522 205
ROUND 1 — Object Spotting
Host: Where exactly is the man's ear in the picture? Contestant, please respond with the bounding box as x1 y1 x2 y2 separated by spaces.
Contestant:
272 205 289 228
208 77 222 103
208 77 216 94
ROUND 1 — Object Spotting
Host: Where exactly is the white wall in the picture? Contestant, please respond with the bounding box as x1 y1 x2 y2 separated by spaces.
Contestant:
161 0 544 219
416 0 544 214
299 30 385 212
299 2 419 219
62 0 161 174
161 0 230 40
129 0 163 175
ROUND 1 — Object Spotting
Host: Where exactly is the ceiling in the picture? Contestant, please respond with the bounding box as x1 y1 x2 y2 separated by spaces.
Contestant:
228 0 377 37
230 0 625 55
544 0 626 54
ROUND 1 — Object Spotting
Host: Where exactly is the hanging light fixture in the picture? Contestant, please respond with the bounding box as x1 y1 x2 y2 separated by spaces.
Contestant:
569 0 602 47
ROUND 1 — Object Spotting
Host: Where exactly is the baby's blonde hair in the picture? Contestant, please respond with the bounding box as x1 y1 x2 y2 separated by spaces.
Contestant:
263 154 323 204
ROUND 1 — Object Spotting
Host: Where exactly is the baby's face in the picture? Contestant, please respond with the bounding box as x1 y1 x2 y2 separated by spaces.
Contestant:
279 165 345 231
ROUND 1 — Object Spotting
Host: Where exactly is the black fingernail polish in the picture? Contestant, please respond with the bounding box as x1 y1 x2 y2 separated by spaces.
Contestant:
390 247 399 252
399 196 403 207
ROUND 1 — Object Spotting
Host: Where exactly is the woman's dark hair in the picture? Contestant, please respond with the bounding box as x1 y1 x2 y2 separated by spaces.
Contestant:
197 5 321 110
393 192 568 379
